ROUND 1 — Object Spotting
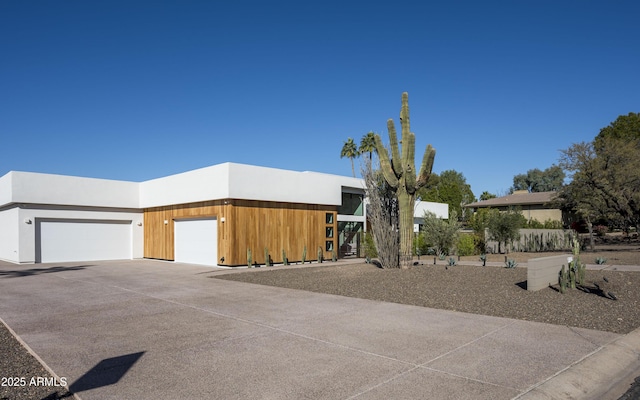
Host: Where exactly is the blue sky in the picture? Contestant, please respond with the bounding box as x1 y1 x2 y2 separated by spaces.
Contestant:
2 1 638 197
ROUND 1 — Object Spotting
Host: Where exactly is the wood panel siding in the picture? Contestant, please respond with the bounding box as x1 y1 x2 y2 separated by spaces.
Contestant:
144 199 336 266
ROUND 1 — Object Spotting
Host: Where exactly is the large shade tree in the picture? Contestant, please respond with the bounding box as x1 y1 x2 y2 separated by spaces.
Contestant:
559 136 640 233
511 165 565 193
559 112 640 235
373 92 436 269
418 170 475 220
594 112 640 147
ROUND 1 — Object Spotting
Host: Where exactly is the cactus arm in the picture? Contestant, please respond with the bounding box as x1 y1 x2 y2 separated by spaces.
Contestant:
374 133 399 188
387 119 403 175
400 92 411 168
416 145 436 189
404 132 417 193
400 92 410 137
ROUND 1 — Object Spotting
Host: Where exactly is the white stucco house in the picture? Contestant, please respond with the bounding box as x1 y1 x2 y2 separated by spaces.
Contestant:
0 163 447 266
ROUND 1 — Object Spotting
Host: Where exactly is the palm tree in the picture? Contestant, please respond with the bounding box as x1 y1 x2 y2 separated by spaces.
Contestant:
359 131 377 161
340 138 358 177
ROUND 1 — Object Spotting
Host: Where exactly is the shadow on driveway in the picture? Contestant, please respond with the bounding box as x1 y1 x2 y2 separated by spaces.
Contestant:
0 265 94 278
69 351 145 395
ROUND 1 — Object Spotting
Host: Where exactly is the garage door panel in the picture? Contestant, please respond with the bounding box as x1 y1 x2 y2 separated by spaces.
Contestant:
174 218 217 266
37 219 132 263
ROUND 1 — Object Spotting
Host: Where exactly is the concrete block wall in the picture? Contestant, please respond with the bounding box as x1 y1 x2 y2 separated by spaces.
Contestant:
527 254 572 291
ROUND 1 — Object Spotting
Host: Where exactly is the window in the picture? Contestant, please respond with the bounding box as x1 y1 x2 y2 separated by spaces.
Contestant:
325 213 334 224
338 193 363 216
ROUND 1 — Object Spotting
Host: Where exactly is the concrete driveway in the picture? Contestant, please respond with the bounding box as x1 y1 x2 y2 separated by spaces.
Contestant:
1 259 639 399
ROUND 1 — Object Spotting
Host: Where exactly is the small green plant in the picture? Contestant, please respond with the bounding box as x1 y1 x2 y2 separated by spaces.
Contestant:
559 264 568 293
447 257 457 267
332 249 337 262
595 256 608 265
282 249 289 266
302 245 307 264
247 248 253 268
571 232 585 286
317 246 323 263
437 251 447 260
264 247 270 267
504 259 518 269
363 232 378 259
456 234 476 256
479 254 487 267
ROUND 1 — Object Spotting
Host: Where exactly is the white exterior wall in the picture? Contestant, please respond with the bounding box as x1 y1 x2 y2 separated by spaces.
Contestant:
7 171 139 208
0 208 20 263
228 164 342 205
0 173 13 208
413 201 450 232
139 164 231 208
140 163 366 208
414 201 449 219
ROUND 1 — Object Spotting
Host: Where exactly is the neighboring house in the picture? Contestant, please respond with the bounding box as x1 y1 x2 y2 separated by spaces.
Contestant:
464 190 563 224
413 200 449 232
0 162 447 266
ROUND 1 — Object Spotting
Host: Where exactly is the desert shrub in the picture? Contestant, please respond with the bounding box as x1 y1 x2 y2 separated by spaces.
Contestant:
456 233 476 256
422 211 460 256
487 208 524 253
362 232 378 259
468 208 497 255
526 219 544 229
543 219 564 229
473 233 486 254
413 232 430 256
594 225 608 236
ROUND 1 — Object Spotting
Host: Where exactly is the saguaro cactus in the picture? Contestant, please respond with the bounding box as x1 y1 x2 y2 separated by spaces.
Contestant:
374 92 436 269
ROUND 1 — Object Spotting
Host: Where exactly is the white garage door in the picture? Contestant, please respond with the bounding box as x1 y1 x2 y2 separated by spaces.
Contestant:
174 218 218 266
37 219 132 263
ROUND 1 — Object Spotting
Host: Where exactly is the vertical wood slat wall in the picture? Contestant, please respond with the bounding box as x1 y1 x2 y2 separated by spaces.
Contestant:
144 199 337 266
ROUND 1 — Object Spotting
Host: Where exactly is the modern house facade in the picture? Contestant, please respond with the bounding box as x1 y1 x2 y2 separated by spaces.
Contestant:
0 163 447 266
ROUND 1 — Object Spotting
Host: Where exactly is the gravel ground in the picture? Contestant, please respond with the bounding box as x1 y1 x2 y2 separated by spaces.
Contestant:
216 262 640 334
0 321 72 400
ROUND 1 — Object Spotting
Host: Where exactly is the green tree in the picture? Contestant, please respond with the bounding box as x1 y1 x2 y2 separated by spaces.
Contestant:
511 165 565 193
468 207 499 253
358 131 377 161
487 208 525 254
340 137 359 177
594 112 640 149
418 170 476 220
559 135 640 233
421 211 460 256
479 191 497 201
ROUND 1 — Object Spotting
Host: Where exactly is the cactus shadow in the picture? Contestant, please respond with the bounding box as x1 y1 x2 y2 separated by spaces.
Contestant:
545 283 617 300
577 284 617 300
